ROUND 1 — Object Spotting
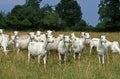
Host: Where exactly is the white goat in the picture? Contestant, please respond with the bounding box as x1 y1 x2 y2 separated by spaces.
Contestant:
36 31 41 36
0 35 10 55
46 36 61 54
28 34 54 64
96 35 109 64
33 31 42 42
34 30 52 42
57 34 69 64
83 32 91 45
109 41 120 54
70 32 86 60
11 31 35 54
102 40 120 54
0 29 10 55
90 36 120 55
64 35 71 53
89 38 100 54
46 30 53 36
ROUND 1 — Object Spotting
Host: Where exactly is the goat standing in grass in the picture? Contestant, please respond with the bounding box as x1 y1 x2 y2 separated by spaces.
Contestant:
28 34 54 65
10 31 35 54
96 35 109 64
46 36 61 54
0 29 10 55
70 32 86 60
57 34 69 64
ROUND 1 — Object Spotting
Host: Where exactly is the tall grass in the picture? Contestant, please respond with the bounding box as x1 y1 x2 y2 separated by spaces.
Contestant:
0 32 120 79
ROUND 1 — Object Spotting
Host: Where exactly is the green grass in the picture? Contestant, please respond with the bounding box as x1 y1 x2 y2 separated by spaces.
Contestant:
0 32 120 79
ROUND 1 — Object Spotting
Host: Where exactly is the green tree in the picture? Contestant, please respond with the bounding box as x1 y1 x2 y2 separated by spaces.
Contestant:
25 0 42 10
96 20 106 32
0 12 6 28
98 0 120 31
40 4 59 30
55 0 82 29
73 19 94 31
42 12 59 30
7 5 41 30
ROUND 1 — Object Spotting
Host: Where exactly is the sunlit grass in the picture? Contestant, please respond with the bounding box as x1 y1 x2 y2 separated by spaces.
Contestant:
0 31 120 79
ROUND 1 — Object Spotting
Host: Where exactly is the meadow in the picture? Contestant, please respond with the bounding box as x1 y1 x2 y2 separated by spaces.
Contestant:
0 31 120 79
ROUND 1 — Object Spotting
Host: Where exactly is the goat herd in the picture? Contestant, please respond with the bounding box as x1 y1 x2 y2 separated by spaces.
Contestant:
0 29 120 65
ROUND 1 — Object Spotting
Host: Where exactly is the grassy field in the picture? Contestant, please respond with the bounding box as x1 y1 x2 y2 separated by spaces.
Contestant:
0 31 120 79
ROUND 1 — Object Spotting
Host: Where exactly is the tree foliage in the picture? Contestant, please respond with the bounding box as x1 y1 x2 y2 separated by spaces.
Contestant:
0 0 93 31
55 0 82 30
98 0 120 31
25 0 42 10
0 12 6 28
6 5 41 30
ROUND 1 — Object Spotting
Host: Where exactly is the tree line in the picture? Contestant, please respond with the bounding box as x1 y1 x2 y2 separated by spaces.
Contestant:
0 0 120 32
